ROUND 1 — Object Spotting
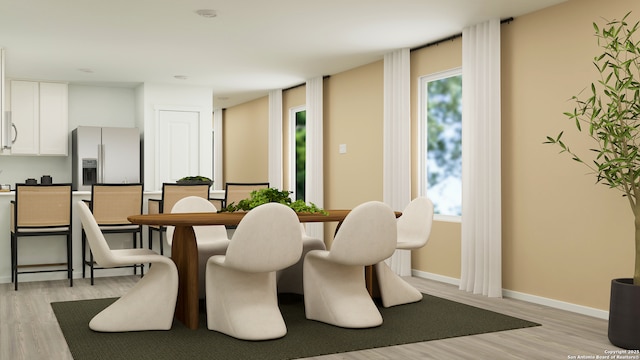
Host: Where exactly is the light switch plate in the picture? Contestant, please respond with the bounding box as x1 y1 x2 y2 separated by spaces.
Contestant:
339 144 347 154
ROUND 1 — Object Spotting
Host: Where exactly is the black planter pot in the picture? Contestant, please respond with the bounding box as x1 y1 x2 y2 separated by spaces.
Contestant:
608 278 640 350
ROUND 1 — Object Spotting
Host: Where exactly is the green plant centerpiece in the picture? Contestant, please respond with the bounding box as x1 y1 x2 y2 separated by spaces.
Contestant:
544 12 640 349
221 187 327 215
177 176 213 187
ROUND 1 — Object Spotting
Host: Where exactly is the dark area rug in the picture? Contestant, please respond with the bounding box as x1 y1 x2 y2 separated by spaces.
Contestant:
51 293 539 360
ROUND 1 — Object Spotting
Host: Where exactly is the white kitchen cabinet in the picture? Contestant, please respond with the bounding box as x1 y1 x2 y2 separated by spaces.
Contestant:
9 80 68 155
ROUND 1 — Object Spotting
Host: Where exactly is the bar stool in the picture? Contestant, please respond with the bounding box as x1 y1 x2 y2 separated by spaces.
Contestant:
81 183 144 285
222 182 269 209
10 183 73 291
148 183 210 255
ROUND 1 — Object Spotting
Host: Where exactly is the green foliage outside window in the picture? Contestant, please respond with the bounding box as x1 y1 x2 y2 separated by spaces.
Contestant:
426 74 462 216
295 110 306 201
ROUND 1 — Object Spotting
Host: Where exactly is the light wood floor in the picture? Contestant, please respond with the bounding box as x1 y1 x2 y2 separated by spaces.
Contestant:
0 275 621 360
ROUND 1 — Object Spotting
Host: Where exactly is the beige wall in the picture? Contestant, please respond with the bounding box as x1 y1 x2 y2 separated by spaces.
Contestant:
222 0 640 311
501 0 639 310
222 96 269 183
323 62 384 245
324 61 384 210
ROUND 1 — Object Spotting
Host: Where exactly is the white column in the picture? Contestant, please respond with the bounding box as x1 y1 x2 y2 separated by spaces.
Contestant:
268 89 283 189
305 77 324 240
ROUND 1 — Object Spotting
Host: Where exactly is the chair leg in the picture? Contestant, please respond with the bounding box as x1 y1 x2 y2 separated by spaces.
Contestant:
12 234 18 291
89 259 178 332
68 233 73 287
82 230 87 279
10 233 15 283
90 250 95 286
137 230 145 277
132 232 138 275
375 261 422 307
303 254 382 328
206 262 286 340
149 227 164 255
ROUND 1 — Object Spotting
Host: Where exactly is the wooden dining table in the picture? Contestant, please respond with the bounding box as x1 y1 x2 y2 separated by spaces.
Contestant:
128 209 371 330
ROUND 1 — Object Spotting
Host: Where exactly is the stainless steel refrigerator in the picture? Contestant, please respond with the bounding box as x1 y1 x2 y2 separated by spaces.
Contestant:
72 126 141 191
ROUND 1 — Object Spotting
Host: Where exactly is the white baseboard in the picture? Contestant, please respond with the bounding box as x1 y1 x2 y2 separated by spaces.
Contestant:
412 269 460 286
412 270 609 320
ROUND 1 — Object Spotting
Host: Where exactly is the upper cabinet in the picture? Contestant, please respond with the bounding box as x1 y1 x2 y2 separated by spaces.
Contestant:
8 80 68 156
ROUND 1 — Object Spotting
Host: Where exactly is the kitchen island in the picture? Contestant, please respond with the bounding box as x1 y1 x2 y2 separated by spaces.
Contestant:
0 189 225 285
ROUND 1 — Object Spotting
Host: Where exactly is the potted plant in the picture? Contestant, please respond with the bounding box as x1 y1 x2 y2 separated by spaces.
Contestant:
545 12 640 349
177 175 213 187
221 187 327 214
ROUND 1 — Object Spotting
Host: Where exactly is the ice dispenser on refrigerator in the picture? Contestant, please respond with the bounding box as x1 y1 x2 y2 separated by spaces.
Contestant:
72 126 141 191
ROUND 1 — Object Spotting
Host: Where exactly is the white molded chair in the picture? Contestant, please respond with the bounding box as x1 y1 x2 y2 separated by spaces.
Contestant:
77 201 178 332
375 197 434 307
205 202 302 340
303 201 397 328
166 196 231 299
276 224 326 294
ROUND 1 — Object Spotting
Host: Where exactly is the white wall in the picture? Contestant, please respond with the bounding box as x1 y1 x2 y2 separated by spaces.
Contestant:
0 84 137 187
68 85 136 129
138 83 213 191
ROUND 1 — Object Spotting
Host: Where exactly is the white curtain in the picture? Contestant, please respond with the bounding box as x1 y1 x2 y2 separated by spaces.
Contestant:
383 48 412 276
305 77 324 240
268 89 283 189
460 19 502 297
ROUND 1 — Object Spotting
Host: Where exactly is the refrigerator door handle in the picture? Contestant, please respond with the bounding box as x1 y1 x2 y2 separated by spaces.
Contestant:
2 111 14 149
98 144 105 183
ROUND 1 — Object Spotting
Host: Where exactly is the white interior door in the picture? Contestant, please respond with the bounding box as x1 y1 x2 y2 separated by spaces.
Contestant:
158 109 199 186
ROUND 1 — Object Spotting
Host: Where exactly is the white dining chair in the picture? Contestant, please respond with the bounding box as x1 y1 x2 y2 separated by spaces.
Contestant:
77 201 179 332
205 202 302 340
166 196 231 299
303 201 397 328
375 197 434 307
147 182 211 254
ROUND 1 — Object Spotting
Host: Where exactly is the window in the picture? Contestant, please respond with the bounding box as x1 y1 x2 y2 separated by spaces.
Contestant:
420 68 462 219
289 106 306 201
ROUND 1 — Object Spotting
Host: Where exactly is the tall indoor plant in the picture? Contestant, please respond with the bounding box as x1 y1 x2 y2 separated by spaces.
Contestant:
545 12 640 349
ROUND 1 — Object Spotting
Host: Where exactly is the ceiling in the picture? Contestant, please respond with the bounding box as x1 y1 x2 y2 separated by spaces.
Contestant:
0 0 566 109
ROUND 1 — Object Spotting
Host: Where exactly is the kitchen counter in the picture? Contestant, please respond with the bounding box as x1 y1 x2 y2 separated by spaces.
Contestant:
0 189 225 284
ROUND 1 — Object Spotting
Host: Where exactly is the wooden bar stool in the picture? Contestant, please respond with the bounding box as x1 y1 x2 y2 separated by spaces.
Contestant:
148 183 210 255
81 183 144 285
10 183 73 291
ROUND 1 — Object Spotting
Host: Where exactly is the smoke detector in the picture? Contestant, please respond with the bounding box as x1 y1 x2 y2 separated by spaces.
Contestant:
195 9 217 18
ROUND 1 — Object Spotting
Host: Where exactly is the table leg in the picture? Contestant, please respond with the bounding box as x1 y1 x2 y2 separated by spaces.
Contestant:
171 226 199 329
365 264 380 298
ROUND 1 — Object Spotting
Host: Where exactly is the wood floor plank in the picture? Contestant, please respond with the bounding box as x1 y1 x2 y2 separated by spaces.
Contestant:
0 275 621 360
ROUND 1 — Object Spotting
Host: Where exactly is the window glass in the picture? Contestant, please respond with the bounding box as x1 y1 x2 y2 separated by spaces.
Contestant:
294 110 306 201
289 106 306 201
421 69 462 218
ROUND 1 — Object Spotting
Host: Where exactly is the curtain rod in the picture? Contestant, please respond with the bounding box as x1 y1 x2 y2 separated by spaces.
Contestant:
411 17 514 52
282 75 331 92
